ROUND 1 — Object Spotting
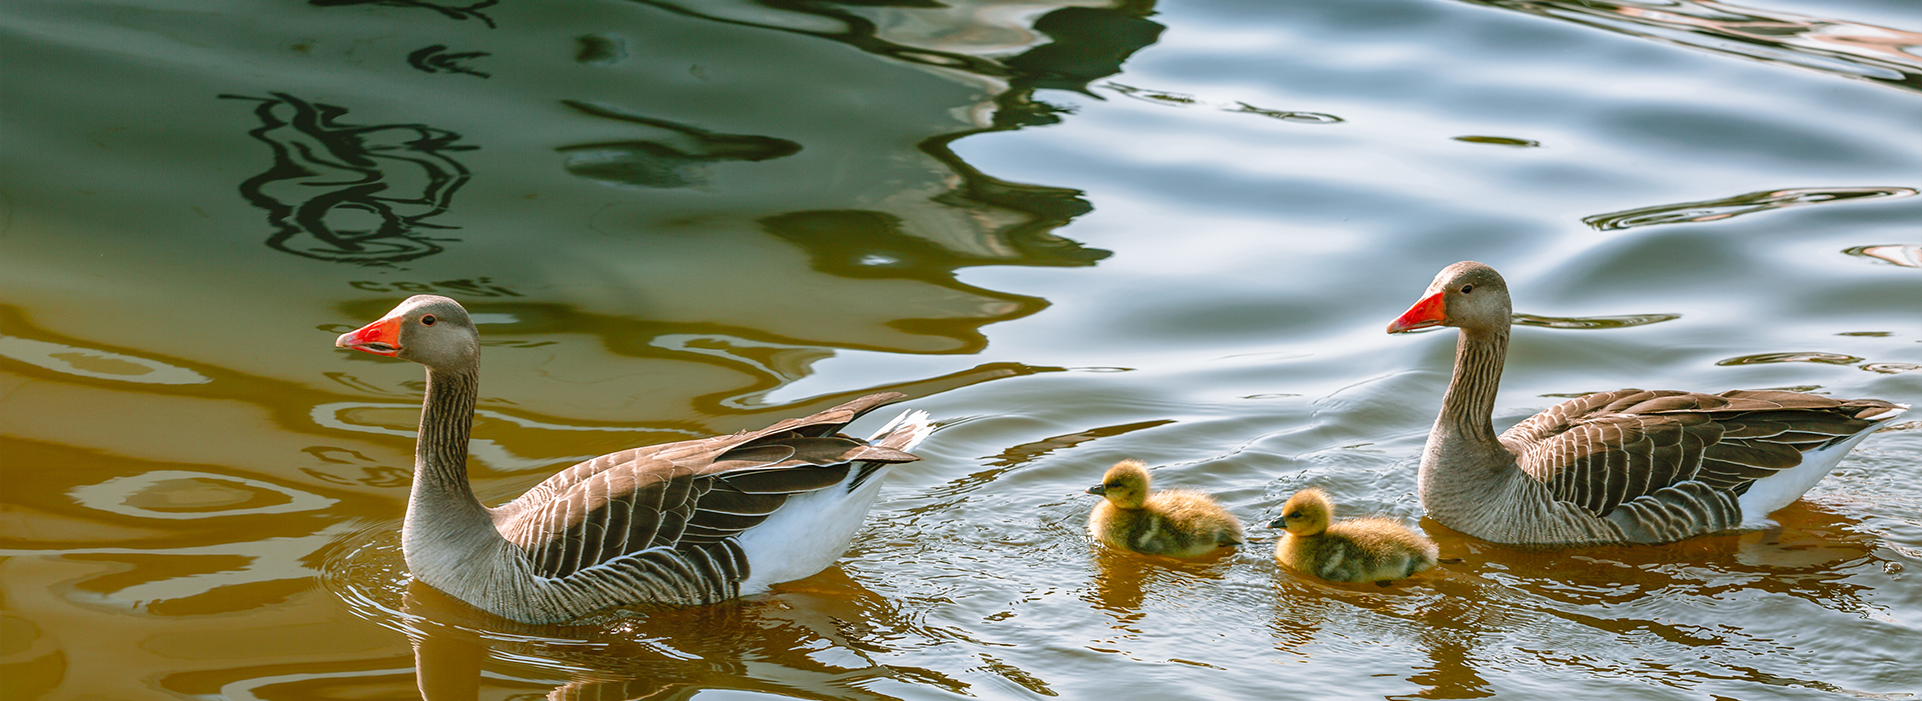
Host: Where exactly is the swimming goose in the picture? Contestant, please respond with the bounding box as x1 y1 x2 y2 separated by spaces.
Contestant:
1388 261 1908 546
334 295 933 624
1271 488 1438 584
1086 460 1244 558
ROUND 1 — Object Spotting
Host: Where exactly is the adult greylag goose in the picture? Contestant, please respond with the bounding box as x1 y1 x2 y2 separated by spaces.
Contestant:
1086 459 1244 558
1271 488 1438 584
1388 261 1907 546
334 295 933 624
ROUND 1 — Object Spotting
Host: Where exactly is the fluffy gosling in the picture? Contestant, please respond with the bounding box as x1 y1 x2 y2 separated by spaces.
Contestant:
1272 488 1438 584
1087 460 1244 558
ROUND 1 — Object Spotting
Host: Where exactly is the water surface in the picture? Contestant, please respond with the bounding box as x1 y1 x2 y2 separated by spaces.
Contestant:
3 0 1920 699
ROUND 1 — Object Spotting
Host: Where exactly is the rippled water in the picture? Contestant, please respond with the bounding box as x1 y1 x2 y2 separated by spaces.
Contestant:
3 0 1920 699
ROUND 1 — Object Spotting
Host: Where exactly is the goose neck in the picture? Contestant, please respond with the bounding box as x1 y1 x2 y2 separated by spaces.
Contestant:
413 366 482 509
1437 325 1508 450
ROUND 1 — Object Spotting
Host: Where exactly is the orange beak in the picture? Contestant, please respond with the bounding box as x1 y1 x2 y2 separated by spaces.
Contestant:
1387 292 1446 333
336 316 403 356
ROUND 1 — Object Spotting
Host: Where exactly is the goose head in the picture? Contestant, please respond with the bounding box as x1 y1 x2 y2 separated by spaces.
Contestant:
1269 487 1334 536
1087 460 1151 509
1386 261 1511 335
336 295 480 371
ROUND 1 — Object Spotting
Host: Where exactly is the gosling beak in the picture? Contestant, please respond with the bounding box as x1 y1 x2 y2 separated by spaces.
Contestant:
337 316 403 357
1267 517 1285 529
1387 291 1446 334
1086 485 1107 496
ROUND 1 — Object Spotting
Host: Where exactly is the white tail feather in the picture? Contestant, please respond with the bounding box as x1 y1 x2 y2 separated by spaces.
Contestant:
870 409 934 451
1737 403 1908 526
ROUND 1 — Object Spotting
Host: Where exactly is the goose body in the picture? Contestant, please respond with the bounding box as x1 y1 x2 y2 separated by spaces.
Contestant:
1086 460 1244 558
336 295 933 623
1272 488 1438 584
1388 262 1908 547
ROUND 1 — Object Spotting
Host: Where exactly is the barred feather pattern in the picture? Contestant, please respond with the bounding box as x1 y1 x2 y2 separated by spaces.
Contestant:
1418 323 1901 547
405 388 923 623
1496 388 1895 543
1398 262 1905 546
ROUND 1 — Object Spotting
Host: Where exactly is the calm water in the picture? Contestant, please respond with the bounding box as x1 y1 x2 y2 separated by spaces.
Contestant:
3 0 1920 699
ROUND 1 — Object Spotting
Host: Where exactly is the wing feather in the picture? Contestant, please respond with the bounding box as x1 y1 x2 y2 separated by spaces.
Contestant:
494 393 923 583
1501 389 1889 519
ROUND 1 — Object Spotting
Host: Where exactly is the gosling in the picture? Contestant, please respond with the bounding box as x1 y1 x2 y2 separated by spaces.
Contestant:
1087 460 1244 558
1272 488 1438 584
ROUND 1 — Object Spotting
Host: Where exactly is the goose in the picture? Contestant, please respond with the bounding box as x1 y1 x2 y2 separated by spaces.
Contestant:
333 295 933 624
1271 488 1438 584
1086 460 1244 558
1387 261 1908 546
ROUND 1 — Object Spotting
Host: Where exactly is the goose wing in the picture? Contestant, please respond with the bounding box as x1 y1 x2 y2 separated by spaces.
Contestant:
499 392 909 511
492 394 920 594
1501 389 1889 517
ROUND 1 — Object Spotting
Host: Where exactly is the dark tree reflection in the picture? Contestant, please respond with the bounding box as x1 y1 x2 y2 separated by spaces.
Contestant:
223 93 477 265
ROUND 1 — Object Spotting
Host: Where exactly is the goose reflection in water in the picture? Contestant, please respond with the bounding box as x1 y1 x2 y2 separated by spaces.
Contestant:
401 569 961 701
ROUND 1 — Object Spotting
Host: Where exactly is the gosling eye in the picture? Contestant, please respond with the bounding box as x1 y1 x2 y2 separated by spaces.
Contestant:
421 314 437 326
1459 284 1474 294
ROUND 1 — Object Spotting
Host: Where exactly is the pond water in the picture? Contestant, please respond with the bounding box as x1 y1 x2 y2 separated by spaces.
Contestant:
3 0 1920 699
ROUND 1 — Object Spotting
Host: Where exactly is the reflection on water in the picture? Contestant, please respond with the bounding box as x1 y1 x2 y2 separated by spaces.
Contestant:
633 0 1016 77
330 533 971 701
0 334 210 385
1717 351 1865 366
406 45 492 78
1469 0 1922 92
1453 135 1539 147
1231 102 1346 124
559 100 802 190
1104 82 1349 124
1511 312 1681 329
1583 186 1918 231
311 0 498 27
1845 244 1922 268
225 93 476 264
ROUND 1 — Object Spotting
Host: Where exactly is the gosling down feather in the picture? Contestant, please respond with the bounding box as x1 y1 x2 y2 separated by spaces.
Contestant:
1086 459 1244 558
1389 261 1908 547
1272 488 1438 584
335 295 934 624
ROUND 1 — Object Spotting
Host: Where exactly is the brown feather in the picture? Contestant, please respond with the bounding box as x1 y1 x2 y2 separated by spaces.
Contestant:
496 393 921 581
1508 389 1888 520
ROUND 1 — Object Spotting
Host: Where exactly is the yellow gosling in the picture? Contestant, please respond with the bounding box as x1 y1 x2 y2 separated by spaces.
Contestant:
1087 460 1244 558
1272 488 1438 584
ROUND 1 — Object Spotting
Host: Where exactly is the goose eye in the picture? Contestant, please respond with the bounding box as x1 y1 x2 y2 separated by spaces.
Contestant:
421 315 437 326
1460 284 1474 294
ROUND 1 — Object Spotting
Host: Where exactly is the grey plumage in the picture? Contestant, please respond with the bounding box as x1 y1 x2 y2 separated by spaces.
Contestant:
1390 262 1905 547
337 295 930 623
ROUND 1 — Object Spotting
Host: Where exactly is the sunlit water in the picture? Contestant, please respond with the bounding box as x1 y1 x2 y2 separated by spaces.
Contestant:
3 0 1919 699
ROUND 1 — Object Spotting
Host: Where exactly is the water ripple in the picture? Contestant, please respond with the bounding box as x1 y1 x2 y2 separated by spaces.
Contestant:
67 470 335 520
1454 135 1541 147
1583 186 1917 231
1101 83 1347 124
0 336 210 385
1470 0 1922 92
1229 102 1345 124
1512 312 1681 329
1863 363 1922 374
1843 244 1922 268
1715 351 1865 366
